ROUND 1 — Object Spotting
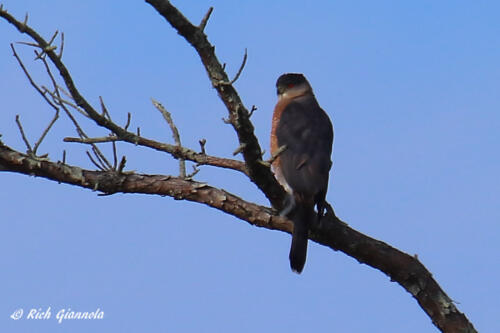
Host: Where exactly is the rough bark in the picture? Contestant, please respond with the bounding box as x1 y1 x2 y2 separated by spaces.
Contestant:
144 0 287 209
0 3 478 332
0 141 477 333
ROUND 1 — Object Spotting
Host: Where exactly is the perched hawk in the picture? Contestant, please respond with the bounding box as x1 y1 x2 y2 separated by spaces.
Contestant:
271 73 333 273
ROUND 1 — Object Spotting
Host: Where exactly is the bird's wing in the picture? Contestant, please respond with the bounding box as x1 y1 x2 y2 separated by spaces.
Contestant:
276 95 333 199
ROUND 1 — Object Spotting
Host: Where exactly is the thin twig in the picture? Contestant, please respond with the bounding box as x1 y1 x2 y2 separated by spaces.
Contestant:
259 144 287 167
112 140 118 170
36 49 87 129
117 156 126 173
44 80 88 118
58 32 64 58
16 41 40 48
11 44 60 156
34 30 58 60
185 164 200 180
99 96 111 120
269 144 287 164
151 99 181 143
86 150 105 171
57 99 86 138
47 30 58 47
232 143 246 156
124 112 131 130
230 48 247 84
37 50 58 91
15 115 33 153
199 7 213 31
44 87 88 118
64 136 119 144
151 98 186 178
249 105 257 117
35 45 56 60
10 44 58 110
90 144 113 170
199 139 206 154
36 60 112 171
216 48 247 86
33 110 59 154
59 97 114 173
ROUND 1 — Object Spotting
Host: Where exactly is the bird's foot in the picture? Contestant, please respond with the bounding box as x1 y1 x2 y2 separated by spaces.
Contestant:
316 200 328 218
314 200 333 229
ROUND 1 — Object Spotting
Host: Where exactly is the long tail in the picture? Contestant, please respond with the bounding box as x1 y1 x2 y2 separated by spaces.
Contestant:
289 201 316 274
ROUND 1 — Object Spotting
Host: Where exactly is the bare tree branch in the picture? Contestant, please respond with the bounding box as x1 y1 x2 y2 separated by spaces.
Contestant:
86 150 106 171
198 138 206 154
0 140 477 333
248 105 257 118
99 96 111 120
145 0 286 209
259 144 287 167
10 43 59 111
0 142 282 229
112 140 118 170
58 31 64 58
151 98 186 178
218 48 248 86
0 5 478 333
198 6 213 31
64 136 119 144
124 112 131 130
32 109 59 155
0 8 247 175
14 114 33 153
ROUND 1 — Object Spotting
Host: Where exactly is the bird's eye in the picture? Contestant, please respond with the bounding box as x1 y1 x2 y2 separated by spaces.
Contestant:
287 83 295 88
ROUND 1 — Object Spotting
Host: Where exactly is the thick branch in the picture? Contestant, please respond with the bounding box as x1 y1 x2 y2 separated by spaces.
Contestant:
0 142 287 232
144 0 286 209
310 208 476 333
0 142 477 333
0 5 477 333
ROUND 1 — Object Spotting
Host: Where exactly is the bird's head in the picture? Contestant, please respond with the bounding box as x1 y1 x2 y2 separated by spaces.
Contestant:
276 73 313 99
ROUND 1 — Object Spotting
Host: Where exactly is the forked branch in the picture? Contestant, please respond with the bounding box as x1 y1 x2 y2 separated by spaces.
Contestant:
0 4 477 332
0 8 247 175
145 0 286 209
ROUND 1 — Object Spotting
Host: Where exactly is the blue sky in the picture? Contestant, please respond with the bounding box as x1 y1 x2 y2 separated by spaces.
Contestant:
1 1 499 332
